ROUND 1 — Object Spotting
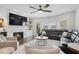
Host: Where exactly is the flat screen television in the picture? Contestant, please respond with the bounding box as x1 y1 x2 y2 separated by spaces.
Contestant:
9 13 27 26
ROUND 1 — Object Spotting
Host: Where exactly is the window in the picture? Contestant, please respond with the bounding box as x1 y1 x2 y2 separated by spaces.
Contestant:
43 25 48 29
51 25 56 29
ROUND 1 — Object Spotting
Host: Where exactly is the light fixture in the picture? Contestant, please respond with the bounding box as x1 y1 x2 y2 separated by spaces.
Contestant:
0 18 4 27
0 20 3 23
38 11 43 13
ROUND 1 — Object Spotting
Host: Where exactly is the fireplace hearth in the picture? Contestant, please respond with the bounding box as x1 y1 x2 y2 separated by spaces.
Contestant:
13 32 23 45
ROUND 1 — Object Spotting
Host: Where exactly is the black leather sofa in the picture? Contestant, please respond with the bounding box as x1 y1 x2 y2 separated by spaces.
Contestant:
60 30 79 54
65 30 79 43
42 29 68 41
60 44 77 54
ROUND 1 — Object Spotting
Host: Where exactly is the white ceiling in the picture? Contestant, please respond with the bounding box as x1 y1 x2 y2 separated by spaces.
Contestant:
0 4 79 17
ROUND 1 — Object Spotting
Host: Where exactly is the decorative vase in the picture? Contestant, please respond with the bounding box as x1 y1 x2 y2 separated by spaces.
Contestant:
41 33 43 38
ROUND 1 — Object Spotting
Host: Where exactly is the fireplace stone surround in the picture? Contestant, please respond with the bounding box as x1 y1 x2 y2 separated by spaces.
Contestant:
0 26 33 43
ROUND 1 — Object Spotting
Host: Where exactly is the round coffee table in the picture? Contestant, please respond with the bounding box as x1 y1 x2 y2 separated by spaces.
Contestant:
36 36 48 46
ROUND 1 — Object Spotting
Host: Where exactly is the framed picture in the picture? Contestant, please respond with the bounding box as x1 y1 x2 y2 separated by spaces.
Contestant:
60 20 67 29
28 21 32 30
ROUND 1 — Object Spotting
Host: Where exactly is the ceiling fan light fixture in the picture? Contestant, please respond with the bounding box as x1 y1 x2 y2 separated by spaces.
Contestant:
29 4 52 14
38 11 43 13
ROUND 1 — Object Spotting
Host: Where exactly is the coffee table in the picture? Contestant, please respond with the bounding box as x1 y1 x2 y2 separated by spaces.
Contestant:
36 36 48 46
25 46 60 54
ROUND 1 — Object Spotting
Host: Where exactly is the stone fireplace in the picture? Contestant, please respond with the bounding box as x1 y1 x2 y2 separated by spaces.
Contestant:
13 32 23 45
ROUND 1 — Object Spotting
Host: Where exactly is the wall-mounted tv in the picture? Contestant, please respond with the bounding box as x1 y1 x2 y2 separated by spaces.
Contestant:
9 13 27 26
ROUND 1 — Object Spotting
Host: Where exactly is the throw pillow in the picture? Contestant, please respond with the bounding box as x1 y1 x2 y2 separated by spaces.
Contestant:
0 35 6 42
71 34 76 42
62 32 68 36
74 36 79 43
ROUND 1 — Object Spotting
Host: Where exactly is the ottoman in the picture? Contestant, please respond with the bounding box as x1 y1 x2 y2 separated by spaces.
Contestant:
25 46 60 54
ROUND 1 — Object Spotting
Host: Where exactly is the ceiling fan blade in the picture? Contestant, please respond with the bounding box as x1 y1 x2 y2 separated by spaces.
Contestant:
30 10 39 14
42 10 52 12
43 4 50 9
29 6 38 9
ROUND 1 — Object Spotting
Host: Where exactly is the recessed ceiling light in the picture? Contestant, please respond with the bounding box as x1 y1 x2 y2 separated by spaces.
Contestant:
14 9 17 11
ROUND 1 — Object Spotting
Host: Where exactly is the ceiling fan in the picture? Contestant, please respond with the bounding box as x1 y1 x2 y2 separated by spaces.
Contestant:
29 4 52 14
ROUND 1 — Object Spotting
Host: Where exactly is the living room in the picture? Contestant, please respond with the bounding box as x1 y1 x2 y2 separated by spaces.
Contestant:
0 4 79 54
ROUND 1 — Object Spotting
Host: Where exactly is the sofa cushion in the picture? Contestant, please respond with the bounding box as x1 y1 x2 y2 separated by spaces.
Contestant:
0 47 15 54
42 29 68 41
